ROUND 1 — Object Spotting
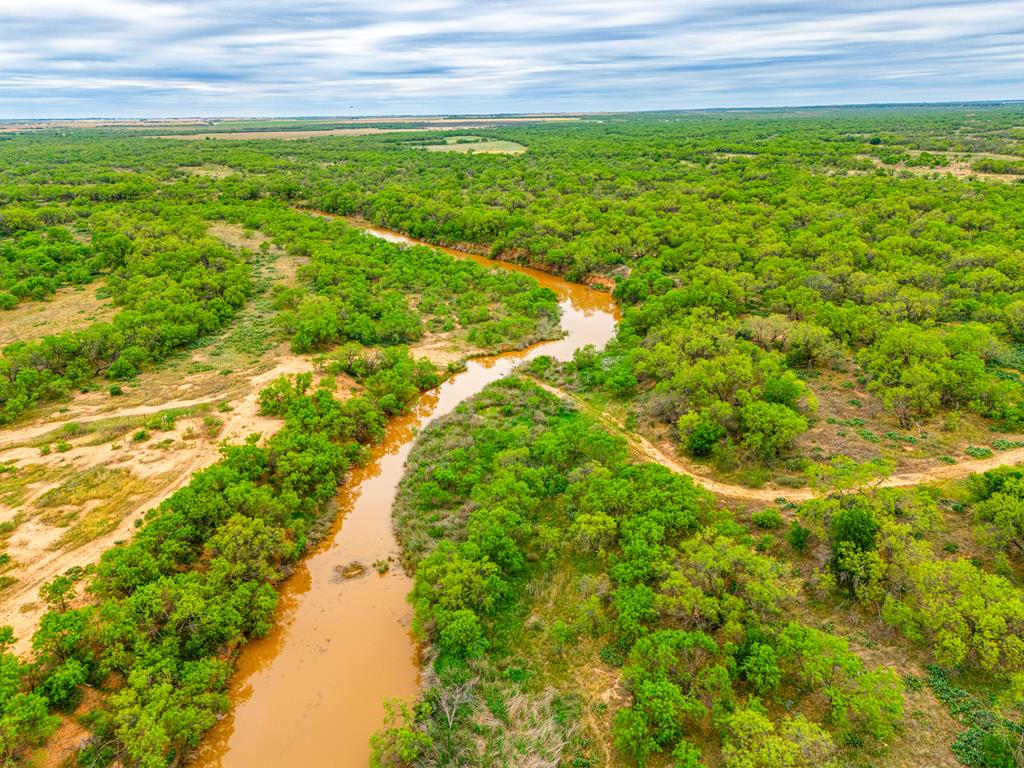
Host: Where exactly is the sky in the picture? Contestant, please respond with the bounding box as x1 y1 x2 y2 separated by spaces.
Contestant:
1 0 1023 118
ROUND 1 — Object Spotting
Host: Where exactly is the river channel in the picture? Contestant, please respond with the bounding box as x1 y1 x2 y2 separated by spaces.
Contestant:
192 220 619 767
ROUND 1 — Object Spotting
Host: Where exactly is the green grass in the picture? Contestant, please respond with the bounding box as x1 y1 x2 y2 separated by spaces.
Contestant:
925 666 1023 768
991 439 1024 450
857 428 881 443
966 446 994 459
0 463 57 507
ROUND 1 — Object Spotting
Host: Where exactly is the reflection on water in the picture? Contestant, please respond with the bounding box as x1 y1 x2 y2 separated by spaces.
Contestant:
192 220 619 768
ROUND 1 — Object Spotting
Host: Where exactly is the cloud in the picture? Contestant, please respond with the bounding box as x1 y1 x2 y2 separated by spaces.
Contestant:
0 0 1022 116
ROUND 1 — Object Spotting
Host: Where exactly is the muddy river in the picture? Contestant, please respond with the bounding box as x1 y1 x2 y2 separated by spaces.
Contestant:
192 222 619 768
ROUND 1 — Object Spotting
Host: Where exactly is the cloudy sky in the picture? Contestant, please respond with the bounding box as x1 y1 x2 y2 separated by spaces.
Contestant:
2 0 1022 118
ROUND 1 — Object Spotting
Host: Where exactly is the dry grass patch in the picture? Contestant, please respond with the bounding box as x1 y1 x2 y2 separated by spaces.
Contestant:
0 463 55 508
0 281 116 348
856 151 1024 182
25 406 207 450
800 368 1024 473
423 139 526 155
206 221 305 285
789 598 965 768
206 221 276 252
35 466 156 549
203 221 307 360
181 164 236 179
511 562 622 765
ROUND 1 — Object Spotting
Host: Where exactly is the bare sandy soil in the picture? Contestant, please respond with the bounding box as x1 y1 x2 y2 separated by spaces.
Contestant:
0 222 316 654
181 164 237 179
857 152 1023 182
35 687 103 768
0 282 116 348
409 332 474 368
0 347 320 654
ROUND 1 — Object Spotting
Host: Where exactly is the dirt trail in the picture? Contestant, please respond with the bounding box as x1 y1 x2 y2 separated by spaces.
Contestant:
535 382 1024 502
0 216 331 655
0 352 318 655
0 396 221 450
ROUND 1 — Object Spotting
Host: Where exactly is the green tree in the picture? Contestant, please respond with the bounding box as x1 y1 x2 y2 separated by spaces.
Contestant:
741 643 781 695
739 402 808 460
722 708 837 768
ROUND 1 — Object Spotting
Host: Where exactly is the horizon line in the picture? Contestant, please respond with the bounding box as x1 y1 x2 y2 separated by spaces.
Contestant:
3 98 1023 124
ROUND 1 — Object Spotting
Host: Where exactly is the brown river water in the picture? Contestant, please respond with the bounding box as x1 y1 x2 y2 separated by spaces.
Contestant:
191 221 619 768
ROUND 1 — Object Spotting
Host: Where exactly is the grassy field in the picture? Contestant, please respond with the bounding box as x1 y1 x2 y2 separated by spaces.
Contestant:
0 281 116 348
423 138 527 154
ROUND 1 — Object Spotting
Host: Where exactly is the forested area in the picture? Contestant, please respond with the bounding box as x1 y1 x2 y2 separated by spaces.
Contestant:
0 122 564 766
0 226 99 307
0 106 1023 766
8 105 1024 471
0 206 250 423
0 349 441 766
260 211 559 353
378 378 910 767
379 376 1024 767
287 108 1024 473
0 193 556 425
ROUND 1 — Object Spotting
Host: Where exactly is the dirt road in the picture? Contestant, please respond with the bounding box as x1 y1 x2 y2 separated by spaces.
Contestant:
533 381 1024 502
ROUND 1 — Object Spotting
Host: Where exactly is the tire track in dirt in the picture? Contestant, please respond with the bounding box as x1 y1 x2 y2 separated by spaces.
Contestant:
0 353 319 655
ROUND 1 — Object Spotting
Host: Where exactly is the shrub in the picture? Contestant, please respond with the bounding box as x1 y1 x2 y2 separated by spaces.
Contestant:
40 659 87 712
683 415 726 457
751 508 783 530
786 522 811 552
106 356 138 381
203 416 223 438
829 504 878 554
144 412 176 431
741 643 781 695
